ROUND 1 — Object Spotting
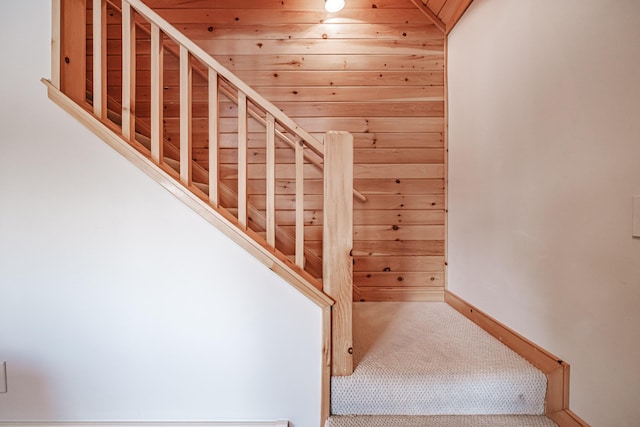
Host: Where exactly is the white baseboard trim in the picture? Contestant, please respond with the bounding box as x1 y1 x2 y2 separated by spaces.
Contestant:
0 423 288 427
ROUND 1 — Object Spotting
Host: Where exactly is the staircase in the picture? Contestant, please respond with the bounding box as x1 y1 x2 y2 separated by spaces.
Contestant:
46 1 586 426
327 302 557 426
48 6 357 423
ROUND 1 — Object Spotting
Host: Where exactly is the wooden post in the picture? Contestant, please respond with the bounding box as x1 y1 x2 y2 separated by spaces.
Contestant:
179 45 192 185
121 1 136 140
51 0 61 89
150 23 163 163
323 131 354 376
237 92 248 228
265 113 276 247
60 0 86 103
92 0 106 118
295 139 305 268
208 69 219 206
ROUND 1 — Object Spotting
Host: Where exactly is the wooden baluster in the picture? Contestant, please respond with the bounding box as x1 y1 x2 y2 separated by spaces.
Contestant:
323 131 354 376
266 114 276 248
121 1 136 140
208 69 219 206
179 45 192 185
295 139 305 268
237 92 248 228
51 0 61 89
92 0 106 118
60 0 86 103
150 24 163 163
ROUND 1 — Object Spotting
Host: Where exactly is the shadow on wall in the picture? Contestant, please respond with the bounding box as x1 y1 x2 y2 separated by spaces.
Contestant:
0 360 58 420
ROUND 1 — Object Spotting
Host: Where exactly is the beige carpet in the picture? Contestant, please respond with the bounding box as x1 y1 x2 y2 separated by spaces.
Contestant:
331 302 548 416
326 415 557 427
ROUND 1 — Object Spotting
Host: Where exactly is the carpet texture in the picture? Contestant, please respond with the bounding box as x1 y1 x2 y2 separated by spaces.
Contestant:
326 415 558 427
331 302 548 415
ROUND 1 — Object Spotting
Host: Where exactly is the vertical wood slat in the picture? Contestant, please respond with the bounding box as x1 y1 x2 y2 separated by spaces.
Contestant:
266 113 276 248
295 139 305 268
121 1 136 140
323 131 354 376
60 0 86 103
208 69 219 206
150 23 163 163
51 0 61 89
237 92 248 228
179 45 192 184
92 0 106 118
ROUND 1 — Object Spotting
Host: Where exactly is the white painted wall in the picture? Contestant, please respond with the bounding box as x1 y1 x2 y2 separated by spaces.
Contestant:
448 0 640 425
0 2 322 426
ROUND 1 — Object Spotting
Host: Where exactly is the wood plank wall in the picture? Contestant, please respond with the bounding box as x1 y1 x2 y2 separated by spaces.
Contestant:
89 0 447 302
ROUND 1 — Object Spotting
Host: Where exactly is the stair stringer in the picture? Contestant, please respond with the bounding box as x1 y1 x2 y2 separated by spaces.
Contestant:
102 96 325 280
43 78 332 310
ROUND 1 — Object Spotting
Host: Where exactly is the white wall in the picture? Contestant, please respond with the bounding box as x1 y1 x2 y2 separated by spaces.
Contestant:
448 0 640 425
0 2 322 426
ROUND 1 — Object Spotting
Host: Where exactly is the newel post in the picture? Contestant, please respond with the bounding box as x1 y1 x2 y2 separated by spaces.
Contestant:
323 131 354 376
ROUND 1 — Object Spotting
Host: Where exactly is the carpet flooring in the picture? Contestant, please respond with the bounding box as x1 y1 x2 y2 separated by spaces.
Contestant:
331 302 548 416
326 415 558 427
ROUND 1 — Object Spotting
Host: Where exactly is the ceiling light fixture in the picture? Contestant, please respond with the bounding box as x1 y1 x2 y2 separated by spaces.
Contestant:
325 0 345 13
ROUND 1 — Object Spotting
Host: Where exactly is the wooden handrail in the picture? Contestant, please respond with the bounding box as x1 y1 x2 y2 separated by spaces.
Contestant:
216 83 366 205
102 0 328 269
125 0 323 154
105 0 323 160
217 81 324 168
215 82 364 203
96 87 326 280
102 0 366 203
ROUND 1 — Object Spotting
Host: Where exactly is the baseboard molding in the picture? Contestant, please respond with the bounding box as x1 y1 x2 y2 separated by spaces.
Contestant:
445 291 589 427
0 423 287 427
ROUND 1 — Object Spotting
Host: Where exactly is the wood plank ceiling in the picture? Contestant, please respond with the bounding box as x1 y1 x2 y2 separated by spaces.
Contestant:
417 0 473 34
89 0 474 301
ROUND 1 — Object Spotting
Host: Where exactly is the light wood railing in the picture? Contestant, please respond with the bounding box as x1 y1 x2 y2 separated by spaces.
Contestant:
51 0 355 378
100 0 366 204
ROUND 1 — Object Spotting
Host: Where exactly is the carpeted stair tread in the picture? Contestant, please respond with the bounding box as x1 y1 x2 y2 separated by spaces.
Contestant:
326 414 557 427
331 302 547 415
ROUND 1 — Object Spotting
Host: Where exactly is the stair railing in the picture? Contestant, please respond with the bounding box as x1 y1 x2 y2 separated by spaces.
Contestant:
52 0 354 376
100 0 366 205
